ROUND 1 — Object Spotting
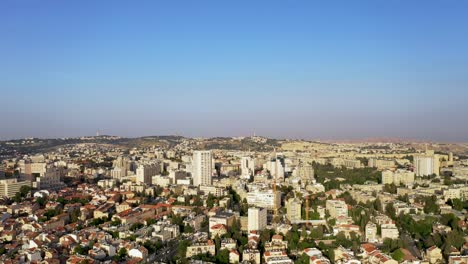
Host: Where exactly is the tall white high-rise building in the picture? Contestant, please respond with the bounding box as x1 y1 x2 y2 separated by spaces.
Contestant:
192 150 213 186
241 156 255 176
414 153 440 176
248 207 267 231
265 157 285 180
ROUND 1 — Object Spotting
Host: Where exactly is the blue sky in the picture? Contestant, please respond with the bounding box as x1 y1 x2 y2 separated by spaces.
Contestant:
1 1 467 141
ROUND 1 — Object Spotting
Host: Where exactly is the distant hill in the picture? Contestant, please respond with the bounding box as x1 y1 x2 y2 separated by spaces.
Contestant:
0 135 281 156
1 135 466 158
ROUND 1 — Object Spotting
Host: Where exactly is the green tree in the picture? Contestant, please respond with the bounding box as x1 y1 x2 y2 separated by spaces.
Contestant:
36 196 47 207
391 249 405 262
19 185 31 197
383 184 397 194
260 228 271 245
310 227 324 239
146 218 157 226
114 248 127 261
74 245 89 255
335 232 352 248
423 195 440 214
129 223 144 231
216 249 230 264
70 210 80 223
373 198 383 212
206 193 216 208
385 202 396 219
295 253 310 264
175 240 191 262
111 218 122 226
214 235 221 251
183 224 194 233
143 240 162 254
447 198 465 211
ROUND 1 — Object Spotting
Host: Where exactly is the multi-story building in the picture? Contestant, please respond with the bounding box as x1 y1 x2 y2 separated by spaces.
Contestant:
381 221 399 240
295 163 314 184
326 200 348 219
414 152 440 176
111 156 135 180
30 162 47 176
248 207 267 231
186 240 216 258
183 214 206 231
110 167 127 180
0 178 31 198
169 170 188 183
426 246 443 264
136 163 160 184
112 208 155 225
368 159 396 170
247 190 281 210
444 188 461 201
113 156 133 171
243 249 261 264
200 185 227 197
333 224 361 238
241 156 255 177
17 159 32 177
34 167 66 191
97 179 117 189
449 256 468 264
381 169 415 186
209 212 235 231
265 155 285 180
264 250 293 264
286 197 302 222
365 222 378 243
192 151 213 186
331 158 362 169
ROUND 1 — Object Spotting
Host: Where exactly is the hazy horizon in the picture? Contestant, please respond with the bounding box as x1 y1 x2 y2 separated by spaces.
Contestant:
2 133 467 144
1 1 468 141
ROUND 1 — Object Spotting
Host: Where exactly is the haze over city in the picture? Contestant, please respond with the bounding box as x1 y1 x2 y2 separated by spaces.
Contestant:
1 1 468 141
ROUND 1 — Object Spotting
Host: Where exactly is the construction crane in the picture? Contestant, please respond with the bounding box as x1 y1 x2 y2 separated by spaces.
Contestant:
273 148 278 218
305 195 310 227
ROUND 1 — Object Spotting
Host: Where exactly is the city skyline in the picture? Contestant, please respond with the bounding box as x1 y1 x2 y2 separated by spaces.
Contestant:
1 2 468 263
1 1 468 141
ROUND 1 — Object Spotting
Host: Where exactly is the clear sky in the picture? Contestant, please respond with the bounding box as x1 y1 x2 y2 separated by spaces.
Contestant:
1 1 468 141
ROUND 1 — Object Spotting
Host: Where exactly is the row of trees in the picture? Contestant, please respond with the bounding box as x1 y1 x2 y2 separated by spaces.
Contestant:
312 163 381 190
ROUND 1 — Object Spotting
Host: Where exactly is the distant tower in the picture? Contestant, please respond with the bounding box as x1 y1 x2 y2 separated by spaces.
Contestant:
192 150 213 186
96 130 100 137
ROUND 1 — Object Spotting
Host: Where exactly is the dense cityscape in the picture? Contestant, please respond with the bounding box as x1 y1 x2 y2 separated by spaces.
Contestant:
2 1 468 264
0 136 466 264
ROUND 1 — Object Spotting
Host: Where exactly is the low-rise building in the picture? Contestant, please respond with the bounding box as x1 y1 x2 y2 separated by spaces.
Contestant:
186 240 216 258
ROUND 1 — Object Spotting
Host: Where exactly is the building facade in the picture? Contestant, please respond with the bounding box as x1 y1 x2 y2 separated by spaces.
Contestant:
192 151 213 186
